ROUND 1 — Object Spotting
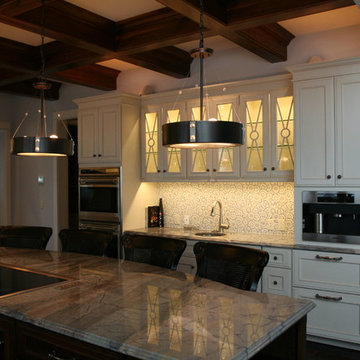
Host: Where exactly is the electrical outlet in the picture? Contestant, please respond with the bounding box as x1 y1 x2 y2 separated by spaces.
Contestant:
184 215 190 225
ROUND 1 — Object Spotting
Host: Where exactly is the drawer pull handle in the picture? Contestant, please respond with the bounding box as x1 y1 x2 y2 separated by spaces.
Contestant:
48 351 77 360
315 294 343 302
273 256 278 261
315 255 343 261
273 281 278 285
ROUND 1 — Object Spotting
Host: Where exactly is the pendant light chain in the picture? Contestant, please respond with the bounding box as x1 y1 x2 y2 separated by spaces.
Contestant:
199 0 204 121
39 0 47 137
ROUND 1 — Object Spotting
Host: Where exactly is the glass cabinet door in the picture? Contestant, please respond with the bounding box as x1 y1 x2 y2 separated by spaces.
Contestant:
270 89 294 179
142 106 161 179
212 98 240 178
240 93 270 178
162 104 186 179
187 101 212 179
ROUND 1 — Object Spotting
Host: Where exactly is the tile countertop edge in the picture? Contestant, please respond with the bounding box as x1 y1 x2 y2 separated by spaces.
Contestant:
124 228 360 254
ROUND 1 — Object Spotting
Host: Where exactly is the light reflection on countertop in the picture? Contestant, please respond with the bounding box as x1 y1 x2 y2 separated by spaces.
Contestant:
0 247 315 360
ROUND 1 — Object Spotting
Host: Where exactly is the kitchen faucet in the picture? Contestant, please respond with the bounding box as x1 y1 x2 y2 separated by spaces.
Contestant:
210 200 229 233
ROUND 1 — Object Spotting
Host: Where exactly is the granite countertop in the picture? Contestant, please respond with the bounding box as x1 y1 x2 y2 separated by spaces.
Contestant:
0 247 314 360
125 227 360 254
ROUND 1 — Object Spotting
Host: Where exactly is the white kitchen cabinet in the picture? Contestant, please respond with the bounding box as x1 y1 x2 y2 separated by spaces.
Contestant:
261 247 292 297
240 88 294 181
293 249 360 346
186 96 241 180
141 103 187 181
78 104 121 164
140 73 293 182
291 58 360 186
75 93 139 166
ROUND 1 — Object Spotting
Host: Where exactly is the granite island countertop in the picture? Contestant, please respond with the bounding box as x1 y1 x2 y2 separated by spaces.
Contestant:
0 247 315 360
124 227 360 254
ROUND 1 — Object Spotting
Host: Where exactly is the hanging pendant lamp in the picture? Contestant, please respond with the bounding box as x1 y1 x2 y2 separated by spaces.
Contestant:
162 0 243 149
11 1 74 157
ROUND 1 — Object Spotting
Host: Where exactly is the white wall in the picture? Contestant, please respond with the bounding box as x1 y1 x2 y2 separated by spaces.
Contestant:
3 84 105 250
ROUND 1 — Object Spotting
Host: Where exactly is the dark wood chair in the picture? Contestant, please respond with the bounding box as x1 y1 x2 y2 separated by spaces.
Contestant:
122 233 187 270
0 226 52 249
59 229 115 256
193 242 269 291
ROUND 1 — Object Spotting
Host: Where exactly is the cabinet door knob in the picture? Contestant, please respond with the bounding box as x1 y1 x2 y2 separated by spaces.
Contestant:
157 170 161 173
327 175 331 179
93 154 96 157
273 281 278 285
271 167 275 171
337 174 342 179
206 169 210 172
163 169 167 173
263 167 267 171
98 154 102 157
213 169 217 172
273 256 278 261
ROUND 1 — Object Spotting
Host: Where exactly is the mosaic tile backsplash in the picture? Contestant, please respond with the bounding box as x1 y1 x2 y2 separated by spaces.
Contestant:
158 182 294 235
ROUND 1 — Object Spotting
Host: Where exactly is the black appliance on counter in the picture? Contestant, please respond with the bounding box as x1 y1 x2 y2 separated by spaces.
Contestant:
78 167 122 258
302 191 360 244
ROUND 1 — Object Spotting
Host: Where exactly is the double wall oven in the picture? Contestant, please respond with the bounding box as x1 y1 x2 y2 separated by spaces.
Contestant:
78 167 122 257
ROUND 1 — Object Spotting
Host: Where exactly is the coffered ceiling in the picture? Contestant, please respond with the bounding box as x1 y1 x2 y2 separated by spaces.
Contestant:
0 0 358 99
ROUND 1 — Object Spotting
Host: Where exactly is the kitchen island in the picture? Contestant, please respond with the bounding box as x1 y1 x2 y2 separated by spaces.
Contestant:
0 247 314 360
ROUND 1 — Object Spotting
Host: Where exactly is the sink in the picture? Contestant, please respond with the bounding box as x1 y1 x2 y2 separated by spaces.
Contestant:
195 232 226 237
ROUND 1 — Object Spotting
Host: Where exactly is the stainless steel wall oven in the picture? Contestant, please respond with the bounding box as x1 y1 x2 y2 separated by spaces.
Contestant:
79 167 121 223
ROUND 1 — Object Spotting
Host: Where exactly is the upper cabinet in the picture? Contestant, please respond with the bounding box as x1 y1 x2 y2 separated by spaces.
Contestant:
141 74 293 182
142 103 187 180
186 96 240 180
290 57 360 186
240 88 294 180
74 92 140 166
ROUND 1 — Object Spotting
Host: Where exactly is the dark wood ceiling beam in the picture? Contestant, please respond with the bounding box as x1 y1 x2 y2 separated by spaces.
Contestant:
0 78 61 100
49 64 120 91
155 0 293 62
0 37 37 72
116 8 207 54
119 46 192 79
0 0 56 17
226 0 355 30
0 1 116 54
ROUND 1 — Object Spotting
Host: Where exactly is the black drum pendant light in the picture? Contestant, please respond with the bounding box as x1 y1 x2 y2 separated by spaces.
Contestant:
162 0 243 149
11 0 74 157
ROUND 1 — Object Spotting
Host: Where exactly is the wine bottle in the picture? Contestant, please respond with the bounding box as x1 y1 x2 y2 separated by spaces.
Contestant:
158 198 164 227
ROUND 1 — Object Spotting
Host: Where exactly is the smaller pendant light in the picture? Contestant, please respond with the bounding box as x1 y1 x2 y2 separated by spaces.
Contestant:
162 0 243 149
11 0 74 157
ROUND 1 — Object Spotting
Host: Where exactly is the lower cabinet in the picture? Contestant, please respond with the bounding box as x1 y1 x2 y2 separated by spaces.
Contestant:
0 315 15 360
0 315 135 360
261 247 292 297
294 287 360 344
293 249 360 347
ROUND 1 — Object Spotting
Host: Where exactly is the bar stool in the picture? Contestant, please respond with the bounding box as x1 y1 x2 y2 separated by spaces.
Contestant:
193 242 269 291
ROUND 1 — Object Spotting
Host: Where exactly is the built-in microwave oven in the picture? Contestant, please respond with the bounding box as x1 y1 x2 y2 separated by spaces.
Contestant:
78 167 121 223
302 191 360 244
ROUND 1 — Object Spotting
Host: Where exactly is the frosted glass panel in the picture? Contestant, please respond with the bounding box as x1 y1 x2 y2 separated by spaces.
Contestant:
145 112 158 173
192 149 207 172
166 109 181 173
276 96 294 171
217 102 235 172
246 100 263 171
